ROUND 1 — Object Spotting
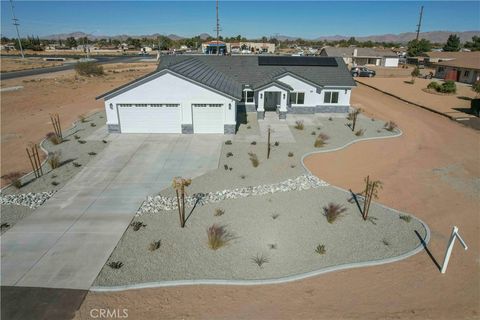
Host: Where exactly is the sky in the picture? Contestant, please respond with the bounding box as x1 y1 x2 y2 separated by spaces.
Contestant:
1 1 479 39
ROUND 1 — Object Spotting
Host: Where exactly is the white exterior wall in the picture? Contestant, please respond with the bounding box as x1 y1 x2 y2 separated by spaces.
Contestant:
277 75 352 107
384 57 399 67
104 72 237 128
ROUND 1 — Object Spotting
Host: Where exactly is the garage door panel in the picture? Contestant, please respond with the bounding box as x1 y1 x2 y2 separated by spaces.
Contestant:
192 104 224 134
118 105 181 133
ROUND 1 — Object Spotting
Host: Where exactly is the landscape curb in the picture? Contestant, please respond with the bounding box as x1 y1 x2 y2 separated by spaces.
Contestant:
91 127 431 293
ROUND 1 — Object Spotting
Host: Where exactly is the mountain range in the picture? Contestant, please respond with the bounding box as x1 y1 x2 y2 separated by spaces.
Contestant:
43 31 479 44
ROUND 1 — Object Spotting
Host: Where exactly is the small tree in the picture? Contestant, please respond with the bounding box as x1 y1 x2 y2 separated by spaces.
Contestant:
348 108 362 132
443 34 461 52
362 176 383 220
172 177 191 228
410 67 420 84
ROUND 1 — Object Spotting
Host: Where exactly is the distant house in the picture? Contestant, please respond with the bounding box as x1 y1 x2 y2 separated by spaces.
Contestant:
96 56 355 134
202 41 275 55
320 47 399 67
428 51 480 84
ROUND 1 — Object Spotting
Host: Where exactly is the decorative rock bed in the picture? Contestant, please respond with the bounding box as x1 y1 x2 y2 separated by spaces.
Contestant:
136 174 329 215
0 191 56 209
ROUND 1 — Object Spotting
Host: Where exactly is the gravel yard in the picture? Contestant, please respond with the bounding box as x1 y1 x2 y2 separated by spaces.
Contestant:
94 113 427 287
0 111 108 233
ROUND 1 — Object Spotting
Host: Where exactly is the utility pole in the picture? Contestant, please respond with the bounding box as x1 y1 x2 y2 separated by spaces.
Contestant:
9 0 24 59
215 0 221 55
415 5 424 41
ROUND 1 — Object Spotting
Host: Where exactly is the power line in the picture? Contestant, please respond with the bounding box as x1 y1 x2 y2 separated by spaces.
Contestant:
415 5 424 41
9 0 24 58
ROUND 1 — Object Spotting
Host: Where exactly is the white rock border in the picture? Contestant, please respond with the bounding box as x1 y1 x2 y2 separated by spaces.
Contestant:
0 191 56 209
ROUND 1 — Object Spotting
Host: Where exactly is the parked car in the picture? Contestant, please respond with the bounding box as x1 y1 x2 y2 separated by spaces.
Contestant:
351 67 376 77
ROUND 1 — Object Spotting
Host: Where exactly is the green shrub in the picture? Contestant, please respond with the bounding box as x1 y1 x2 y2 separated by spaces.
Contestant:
75 61 104 76
294 120 304 130
427 81 440 90
315 244 326 255
439 80 456 93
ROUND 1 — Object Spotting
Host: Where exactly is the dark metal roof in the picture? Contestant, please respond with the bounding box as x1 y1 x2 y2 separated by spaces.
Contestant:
98 55 355 100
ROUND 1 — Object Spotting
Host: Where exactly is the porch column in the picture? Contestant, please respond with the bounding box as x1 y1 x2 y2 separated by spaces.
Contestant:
279 91 288 119
257 91 265 119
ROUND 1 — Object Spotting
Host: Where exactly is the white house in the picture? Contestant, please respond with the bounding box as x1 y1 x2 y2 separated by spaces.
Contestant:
320 47 399 67
97 56 355 134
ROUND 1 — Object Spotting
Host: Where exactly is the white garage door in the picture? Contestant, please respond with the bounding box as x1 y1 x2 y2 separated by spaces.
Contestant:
118 104 181 133
192 104 224 133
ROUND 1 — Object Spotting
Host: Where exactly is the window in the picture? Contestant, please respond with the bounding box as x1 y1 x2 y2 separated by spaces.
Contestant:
464 70 470 77
135 104 148 107
192 104 222 108
118 104 133 107
289 92 305 105
323 91 339 104
438 67 445 73
245 90 254 103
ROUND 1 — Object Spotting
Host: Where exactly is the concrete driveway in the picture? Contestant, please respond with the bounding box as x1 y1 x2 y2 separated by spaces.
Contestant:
1 133 223 290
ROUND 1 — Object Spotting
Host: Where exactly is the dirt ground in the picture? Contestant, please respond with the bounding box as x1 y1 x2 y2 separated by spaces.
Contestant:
0 62 157 186
0 57 65 73
357 77 477 119
74 83 479 320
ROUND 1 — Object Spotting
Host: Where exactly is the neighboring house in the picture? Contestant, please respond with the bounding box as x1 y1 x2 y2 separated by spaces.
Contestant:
202 41 228 55
429 52 480 84
202 41 275 55
320 47 399 67
96 56 355 134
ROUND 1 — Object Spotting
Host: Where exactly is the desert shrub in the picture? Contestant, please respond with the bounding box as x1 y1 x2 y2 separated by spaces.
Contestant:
51 181 59 186
214 208 225 216
3 171 23 188
207 224 233 250
323 202 347 223
314 133 330 148
225 140 232 145
311 131 316 135
226 152 233 158
439 80 456 93
384 121 398 132
274 141 279 147
90 123 96 127
88 151 97 156
130 221 146 231
355 128 366 136
382 239 390 246
46 132 62 145
107 261 123 269
268 244 277 250
48 151 61 169
271 213 280 220
328 117 333 121
74 134 81 140
224 164 229 170
240 174 246 179
399 214 412 223
102 139 108 144
149 240 161 251
75 61 104 76
294 120 304 130
427 81 440 90
288 152 294 157
247 125 251 129
315 244 326 255
78 140 87 144
251 141 257 145
251 253 269 268
248 152 259 167
78 114 87 123
72 162 82 167
290 164 296 168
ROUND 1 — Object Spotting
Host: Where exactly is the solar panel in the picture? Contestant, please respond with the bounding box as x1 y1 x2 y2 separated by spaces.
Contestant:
258 56 338 67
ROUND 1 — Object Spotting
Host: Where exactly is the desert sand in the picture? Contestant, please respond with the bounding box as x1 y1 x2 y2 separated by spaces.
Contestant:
0 63 156 186
357 77 477 119
0 57 65 73
74 83 479 319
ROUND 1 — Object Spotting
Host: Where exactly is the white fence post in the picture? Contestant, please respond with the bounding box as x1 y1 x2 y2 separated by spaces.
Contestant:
441 226 468 274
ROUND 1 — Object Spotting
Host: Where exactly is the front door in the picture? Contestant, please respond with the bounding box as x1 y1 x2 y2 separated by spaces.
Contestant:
264 92 280 111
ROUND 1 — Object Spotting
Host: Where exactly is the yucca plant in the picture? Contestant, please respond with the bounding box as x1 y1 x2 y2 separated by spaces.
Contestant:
294 120 304 130
315 244 326 255
323 202 347 223
251 253 269 268
384 121 398 132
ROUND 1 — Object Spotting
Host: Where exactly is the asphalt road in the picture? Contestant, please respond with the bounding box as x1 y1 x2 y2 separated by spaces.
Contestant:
0 56 145 80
